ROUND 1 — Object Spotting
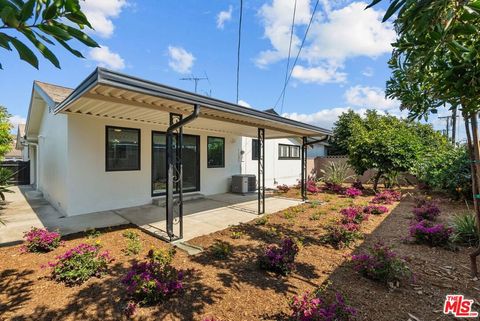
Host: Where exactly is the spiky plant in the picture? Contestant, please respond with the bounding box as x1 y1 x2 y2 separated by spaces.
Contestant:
450 212 479 247
320 161 353 185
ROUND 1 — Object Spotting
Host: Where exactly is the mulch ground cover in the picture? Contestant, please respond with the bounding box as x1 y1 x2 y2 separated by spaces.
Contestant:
0 186 479 321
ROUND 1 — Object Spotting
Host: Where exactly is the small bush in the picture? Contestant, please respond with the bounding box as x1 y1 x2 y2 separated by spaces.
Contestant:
86 228 102 239
210 241 233 259
450 212 479 246
255 216 269 225
409 220 452 246
306 180 321 194
322 182 345 194
48 243 112 285
310 200 321 208
123 230 142 256
259 237 300 275
290 291 356 321
23 227 62 253
412 201 441 221
230 231 244 239
344 187 363 198
310 212 321 221
277 184 290 193
340 207 368 224
352 180 364 190
320 161 354 186
284 210 296 220
371 190 401 204
351 243 411 286
322 222 361 248
363 205 388 215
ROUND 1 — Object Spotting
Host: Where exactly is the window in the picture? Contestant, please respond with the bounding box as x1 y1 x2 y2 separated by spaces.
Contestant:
106 126 140 171
278 144 301 160
207 136 225 168
252 139 259 160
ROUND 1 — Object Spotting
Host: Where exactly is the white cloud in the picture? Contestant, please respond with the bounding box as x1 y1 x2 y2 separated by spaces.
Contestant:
362 67 374 77
167 46 195 74
88 46 125 70
345 85 399 110
9 115 26 129
82 0 128 38
238 99 251 107
282 107 358 129
291 63 347 84
217 5 233 29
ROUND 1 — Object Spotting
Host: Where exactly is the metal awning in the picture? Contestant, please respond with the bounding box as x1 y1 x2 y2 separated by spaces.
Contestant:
54 68 332 139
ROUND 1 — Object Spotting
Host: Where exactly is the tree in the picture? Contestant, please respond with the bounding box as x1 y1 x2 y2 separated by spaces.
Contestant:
0 106 12 158
368 0 480 276
329 110 362 155
0 0 99 69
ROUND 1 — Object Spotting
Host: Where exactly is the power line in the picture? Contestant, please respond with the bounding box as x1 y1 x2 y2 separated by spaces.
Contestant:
236 0 244 104
274 0 320 110
280 0 298 114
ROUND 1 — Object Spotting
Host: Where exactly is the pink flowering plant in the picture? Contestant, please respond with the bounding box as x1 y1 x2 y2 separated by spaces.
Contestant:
363 205 388 215
259 237 300 275
340 207 368 224
277 184 290 193
344 187 362 198
412 201 440 221
290 291 357 321
322 182 345 194
48 243 113 285
22 227 62 253
122 248 186 308
409 220 452 246
351 243 411 285
371 190 401 204
321 222 361 249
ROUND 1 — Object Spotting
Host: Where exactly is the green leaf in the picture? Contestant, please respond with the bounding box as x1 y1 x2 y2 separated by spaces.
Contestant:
1 5 20 28
0 33 11 50
7 36 39 68
38 24 72 41
42 4 58 20
19 0 36 21
365 0 382 9
55 38 84 58
22 29 60 68
65 12 92 28
61 25 99 47
383 0 405 22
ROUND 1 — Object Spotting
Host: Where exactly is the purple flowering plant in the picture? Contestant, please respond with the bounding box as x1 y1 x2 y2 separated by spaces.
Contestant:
290 291 357 321
371 190 401 205
22 227 62 253
340 207 368 224
344 187 362 198
412 201 440 221
363 205 388 215
351 243 411 285
322 222 361 248
259 237 300 275
48 243 113 285
322 182 345 194
277 184 290 193
409 220 452 246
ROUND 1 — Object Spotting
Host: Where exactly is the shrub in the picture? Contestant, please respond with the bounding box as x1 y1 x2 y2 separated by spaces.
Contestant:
284 210 296 220
340 207 368 224
351 180 364 190
22 227 62 253
122 230 142 256
351 243 411 285
371 190 401 204
320 161 354 186
450 212 479 246
412 201 440 221
290 291 356 321
231 231 244 239
277 184 290 193
322 182 345 194
409 220 452 246
363 205 388 215
344 187 362 198
49 243 112 285
210 241 233 259
259 237 300 275
307 180 321 194
255 216 269 225
123 248 185 306
310 212 321 221
322 222 361 248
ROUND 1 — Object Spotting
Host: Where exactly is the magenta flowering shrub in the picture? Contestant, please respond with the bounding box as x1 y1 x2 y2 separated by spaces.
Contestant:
371 190 401 204
351 243 411 285
290 291 357 321
409 220 452 246
340 207 368 224
48 243 112 285
22 227 62 253
363 205 388 215
123 248 186 306
412 201 440 221
351 180 364 190
259 237 300 275
277 184 290 193
322 182 345 194
307 180 321 194
322 222 361 248
344 187 362 198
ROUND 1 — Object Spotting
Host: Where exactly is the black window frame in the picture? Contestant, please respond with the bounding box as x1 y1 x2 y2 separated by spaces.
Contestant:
105 125 141 172
252 139 259 160
278 143 301 160
207 136 225 168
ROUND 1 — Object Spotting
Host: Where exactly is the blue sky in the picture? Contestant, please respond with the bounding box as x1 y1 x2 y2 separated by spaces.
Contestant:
0 0 458 137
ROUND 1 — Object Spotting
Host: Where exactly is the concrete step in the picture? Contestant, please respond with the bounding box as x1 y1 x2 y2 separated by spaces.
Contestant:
152 193 205 207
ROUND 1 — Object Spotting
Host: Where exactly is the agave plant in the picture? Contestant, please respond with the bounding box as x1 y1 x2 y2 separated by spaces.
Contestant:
320 161 354 185
450 212 479 246
0 168 13 202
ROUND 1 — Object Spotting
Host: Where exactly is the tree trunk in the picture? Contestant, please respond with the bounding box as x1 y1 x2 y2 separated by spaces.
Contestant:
468 112 480 277
452 106 457 144
373 171 382 191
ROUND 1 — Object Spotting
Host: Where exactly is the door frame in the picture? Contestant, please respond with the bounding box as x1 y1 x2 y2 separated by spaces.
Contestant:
151 130 201 197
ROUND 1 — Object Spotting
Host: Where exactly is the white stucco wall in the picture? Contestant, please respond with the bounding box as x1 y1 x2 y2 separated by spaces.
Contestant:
241 137 301 188
66 114 243 216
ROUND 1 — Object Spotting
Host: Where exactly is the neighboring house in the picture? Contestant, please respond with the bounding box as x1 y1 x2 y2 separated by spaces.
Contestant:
4 137 22 161
23 68 331 217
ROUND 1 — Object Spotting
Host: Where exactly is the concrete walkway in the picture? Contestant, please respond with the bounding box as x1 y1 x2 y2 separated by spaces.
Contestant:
0 186 128 246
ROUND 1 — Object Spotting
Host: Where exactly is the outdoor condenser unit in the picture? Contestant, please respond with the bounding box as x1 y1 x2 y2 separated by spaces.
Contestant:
231 174 256 194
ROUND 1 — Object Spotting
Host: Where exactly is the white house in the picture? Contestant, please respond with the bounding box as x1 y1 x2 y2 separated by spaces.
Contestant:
23 68 331 233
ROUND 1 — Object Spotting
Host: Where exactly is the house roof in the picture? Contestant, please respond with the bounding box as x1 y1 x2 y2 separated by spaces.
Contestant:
5 139 22 158
34 81 73 104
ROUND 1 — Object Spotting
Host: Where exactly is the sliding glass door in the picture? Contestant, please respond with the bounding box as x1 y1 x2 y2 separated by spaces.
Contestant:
151 132 200 196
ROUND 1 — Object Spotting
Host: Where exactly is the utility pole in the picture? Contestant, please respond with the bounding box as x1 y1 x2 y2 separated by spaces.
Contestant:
180 74 208 93
439 109 459 144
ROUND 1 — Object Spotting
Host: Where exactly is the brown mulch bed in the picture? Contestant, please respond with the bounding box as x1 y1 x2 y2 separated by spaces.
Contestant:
0 187 479 321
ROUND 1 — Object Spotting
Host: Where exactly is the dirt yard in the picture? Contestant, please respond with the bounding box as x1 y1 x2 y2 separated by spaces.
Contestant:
0 187 478 321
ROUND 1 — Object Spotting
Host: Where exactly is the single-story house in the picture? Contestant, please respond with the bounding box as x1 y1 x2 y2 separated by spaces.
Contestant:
23 68 331 240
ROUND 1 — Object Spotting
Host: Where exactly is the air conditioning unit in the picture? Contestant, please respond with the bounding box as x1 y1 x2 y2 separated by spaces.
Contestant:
231 174 256 194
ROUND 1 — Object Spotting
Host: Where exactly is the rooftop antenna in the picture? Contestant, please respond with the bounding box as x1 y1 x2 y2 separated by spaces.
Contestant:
180 74 209 93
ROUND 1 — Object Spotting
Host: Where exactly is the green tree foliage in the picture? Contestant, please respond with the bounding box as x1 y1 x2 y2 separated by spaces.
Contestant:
329 110 362 155
0 0 99 69
0 106 12 158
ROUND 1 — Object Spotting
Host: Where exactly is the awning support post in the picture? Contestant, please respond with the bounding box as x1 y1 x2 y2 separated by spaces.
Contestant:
301 136 308 201
258 128 265 214
166 104 200 241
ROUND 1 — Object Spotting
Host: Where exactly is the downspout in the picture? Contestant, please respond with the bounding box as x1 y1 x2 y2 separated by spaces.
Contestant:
165 104 201 239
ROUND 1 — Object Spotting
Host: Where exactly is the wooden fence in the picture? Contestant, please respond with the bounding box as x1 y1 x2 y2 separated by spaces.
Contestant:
0 161 30 185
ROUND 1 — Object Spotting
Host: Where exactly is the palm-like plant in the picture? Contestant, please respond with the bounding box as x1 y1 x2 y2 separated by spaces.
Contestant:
450 212 479 247
320 161 354 185
0 168 13 201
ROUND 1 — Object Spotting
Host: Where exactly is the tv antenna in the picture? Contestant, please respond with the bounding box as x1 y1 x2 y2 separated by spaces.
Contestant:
180 73 209 93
